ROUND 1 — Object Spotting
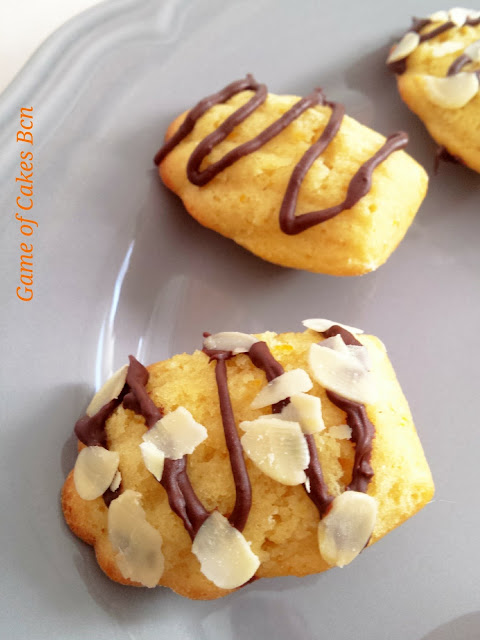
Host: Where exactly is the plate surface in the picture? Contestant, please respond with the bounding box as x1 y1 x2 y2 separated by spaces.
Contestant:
1 1 479 638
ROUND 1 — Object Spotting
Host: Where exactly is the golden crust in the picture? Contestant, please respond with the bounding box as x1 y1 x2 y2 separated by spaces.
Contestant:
62 330 434 600
396 21 480 173
158 92 428 276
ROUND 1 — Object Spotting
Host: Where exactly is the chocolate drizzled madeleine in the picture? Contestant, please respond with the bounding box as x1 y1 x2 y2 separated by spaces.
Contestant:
387 8 480 173
62 320 434 599
155 76 428 275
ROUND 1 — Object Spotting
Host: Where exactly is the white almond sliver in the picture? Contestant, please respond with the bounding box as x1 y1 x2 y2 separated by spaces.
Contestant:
428 10 449 21
86 364 128 417
109 470 122 492
240 418 309 485
192 511 260 589
250 369 312 410
302 318 363 335
309 343 377 405
320 334 350 354
318 491 377 567
386 31 420 64
328 425 352 440
468 10 480 19
74 446 120 500
449 7 469 26
108 490 164 588
465 39 480 62
139 441 165 481
203 331 258 354
423 72 479 108
429 40 465 57
143 407 207 460
320 335 371 371
286 393 325 434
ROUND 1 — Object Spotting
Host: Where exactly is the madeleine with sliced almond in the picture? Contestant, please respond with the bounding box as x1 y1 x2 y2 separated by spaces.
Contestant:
62 326 434 600
390 13 480 173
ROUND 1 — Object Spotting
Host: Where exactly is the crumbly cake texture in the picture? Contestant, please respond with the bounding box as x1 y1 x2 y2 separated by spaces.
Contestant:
393 18 480 172
62 330 434 600
158 91 428 276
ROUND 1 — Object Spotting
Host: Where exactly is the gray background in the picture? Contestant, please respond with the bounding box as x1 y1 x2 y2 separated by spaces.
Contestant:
0 0 479 638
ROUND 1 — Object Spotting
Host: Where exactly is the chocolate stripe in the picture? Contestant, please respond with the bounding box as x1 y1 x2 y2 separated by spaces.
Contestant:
321 327 375 493
154 75 407 233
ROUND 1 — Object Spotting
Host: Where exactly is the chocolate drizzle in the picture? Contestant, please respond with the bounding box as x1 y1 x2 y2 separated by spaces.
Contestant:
74 398 119 447
321 327 375 493
203 348 252 533
154 75 408 233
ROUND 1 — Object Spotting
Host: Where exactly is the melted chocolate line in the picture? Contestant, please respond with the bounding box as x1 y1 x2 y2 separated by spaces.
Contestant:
322 326 375 493
326 391 375 493
212 357 252 532
447 52 472 76
154 75 263 166
154 75 407 233
419 20 454 43
281 130 408 234
247 341 333 516
187 89 324 186
74 398 119 447
304 434 334 518
124 355 162 428
103 485 121 508
123 356 210 538
322 324 363 347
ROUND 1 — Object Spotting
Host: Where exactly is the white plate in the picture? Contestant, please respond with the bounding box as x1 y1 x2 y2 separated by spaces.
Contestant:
1 0 479 638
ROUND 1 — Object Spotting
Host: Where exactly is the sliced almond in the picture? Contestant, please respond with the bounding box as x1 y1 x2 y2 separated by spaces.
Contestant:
302 318 363 335
465 39 480 62
429 40 465 57
192 511 260 589
328 425 352 440
449 7 469 26
428 10 449 21
250 369 312 410
321 335 371 371
423 72 479 108
468 10 480 19
143 407 207 460
73 446 120 500
318 491 377 567
109 470 122 492
309 343 377 405
139 441 165 481
86 364 128 417
108 490 164 588
240 417 309 485
320 334 350 354
203 332 258 354
386 31 420 64
280 393 325 434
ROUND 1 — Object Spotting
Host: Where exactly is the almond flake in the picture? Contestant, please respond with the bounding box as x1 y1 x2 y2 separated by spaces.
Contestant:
449 7 469 26
465 39 480 62
203 332 258 354
143 407 207 460
428 10 449 21
280 393 325 434
240 417 310 485
429 40 465 57
110 470 122 492
74 446 120 500
328 425 352 440
108 490 164 588
139 441 165 481
318 491 377 567
192 511 260 589
423 72 479 108
86 364 128 417
250 369 313 410
309 343 377 405
302 318 364 335
386 31 420 64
